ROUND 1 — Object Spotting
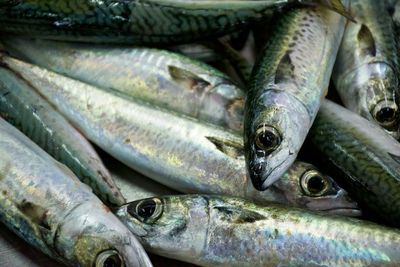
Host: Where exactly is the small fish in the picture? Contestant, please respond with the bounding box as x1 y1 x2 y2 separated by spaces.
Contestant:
111 152 360 215
3 39 245 132
0 117 151 267
244 2 349 190
116 195 400 267
309 99 400 226
2 56 360 216
0 63 125 207
0 0 349 44
333 0 400 139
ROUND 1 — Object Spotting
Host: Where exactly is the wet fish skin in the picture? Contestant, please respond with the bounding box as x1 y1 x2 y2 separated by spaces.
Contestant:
3 39 245 132
333 0 400 139
3 56 360 216
116 195 400 267
309 99 400 226
0 117 151 267
0 0 348 44
0 65 125 207
244 4 348 190
0 227 64 267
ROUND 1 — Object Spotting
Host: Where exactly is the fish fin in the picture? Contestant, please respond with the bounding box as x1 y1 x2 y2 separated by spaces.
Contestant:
168 65 211 94
205 136 244 159
357 24 376 57
275 52 295 84
305 0 355 22
214 206 266 224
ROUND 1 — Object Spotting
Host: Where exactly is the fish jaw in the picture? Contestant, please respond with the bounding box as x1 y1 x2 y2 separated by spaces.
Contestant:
305 189 362 216
245 90 310 190
55 201 152 267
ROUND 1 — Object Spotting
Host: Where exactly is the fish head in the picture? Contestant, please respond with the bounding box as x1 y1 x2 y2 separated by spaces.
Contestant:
245 94 307 191
355 63 400 136
56 201 152 267
271 161 361 216
116 196 209 260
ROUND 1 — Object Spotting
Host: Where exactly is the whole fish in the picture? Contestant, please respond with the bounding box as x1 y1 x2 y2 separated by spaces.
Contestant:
3 39 245 132
110 152 359 216
0 65 125 207
2 56 360 216
309 100 400 226
116 195 400 267
244 3 348 190
0 0 349 44
0 117 151 267
333 0 400 139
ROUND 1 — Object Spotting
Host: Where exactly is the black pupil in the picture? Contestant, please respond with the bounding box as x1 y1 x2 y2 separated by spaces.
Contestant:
307 176 326 194
258 131 277 149
103 256 121 267
376 107 396 123
137 200 156 219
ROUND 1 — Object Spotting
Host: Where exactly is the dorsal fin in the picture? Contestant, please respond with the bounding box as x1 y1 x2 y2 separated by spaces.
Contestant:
206 136 244 159
168 65 211 94
275 52 295 84
357 24 376 57
214 206 266 224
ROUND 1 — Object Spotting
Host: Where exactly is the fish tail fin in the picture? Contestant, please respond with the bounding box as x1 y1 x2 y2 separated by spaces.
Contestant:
305 0 356 22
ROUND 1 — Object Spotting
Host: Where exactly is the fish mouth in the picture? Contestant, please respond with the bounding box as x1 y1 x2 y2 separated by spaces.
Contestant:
325 208 362 217
249 159 286 191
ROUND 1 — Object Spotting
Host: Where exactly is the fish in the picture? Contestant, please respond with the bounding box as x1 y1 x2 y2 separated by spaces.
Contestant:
110 151 360 216
309 99 400 226
106 153 179 203
2 39 245 132
2 56 360 216
168 43 224 63
244 2 349 190
0 117 152 267
0 63 125 207
116 195 400 267
0 227 64 267
0 0 349 44
332 0 400 139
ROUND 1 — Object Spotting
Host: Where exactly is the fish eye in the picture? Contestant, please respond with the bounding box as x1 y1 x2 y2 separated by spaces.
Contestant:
254 125 281 154
300 170 331 197
95 250 124 267
372 101 399 127
127 198 163 224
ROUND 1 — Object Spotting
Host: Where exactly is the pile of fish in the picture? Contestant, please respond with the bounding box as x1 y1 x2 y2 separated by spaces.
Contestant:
0 0 400 266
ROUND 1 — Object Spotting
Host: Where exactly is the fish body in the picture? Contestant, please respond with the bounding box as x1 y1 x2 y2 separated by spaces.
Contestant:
244 4 348 190
116 195 400 267
0 117 151 267
2 39 245 132
0 65 125 206
0 0 348 44
2 56 360 216
0 227 64 267
309 100 400 226
333 0 400 139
